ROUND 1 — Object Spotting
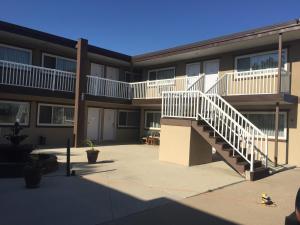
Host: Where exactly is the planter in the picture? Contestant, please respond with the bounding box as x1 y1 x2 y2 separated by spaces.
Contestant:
23 165 42 188
86 150 100 164
296 188 300 222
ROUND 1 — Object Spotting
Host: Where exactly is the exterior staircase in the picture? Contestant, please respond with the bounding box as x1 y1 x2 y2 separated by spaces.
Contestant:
191 120 269 180
161 90 271 181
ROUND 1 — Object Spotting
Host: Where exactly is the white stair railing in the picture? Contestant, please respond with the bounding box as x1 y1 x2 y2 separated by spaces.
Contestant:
187 74 205 91
0 60 75 92
162 90 268 172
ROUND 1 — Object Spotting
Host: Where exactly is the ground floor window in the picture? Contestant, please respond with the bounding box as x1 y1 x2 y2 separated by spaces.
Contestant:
118 110 139 128
0 100 30 125
145 111 161 129
38 103 74 126
242 111 287 139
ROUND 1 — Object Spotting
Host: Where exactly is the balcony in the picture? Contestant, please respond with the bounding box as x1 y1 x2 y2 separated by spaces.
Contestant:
86 75 204 99
0 60 76 92
206 68 291 96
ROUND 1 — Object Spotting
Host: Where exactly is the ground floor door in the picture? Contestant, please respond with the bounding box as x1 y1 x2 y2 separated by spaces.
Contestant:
87 107 101 143
186 62 201 88
203 60 219 92
103 109 117 141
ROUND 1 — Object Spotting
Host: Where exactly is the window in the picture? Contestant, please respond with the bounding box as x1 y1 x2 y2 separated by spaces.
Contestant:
0 44 31 64
0 100 30 125
242 112 287 139
42 53 76 73
145 111 161 129
90 63 104 77
38 104 74 126
148 67 175 81
235 50 287 72
118 110 139 128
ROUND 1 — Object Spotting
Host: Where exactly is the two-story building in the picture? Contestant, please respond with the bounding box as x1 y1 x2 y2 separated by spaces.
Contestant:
1 19 300 179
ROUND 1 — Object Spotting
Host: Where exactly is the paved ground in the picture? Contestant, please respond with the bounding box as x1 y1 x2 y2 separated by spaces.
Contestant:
102 168 300 225
0 144 244 225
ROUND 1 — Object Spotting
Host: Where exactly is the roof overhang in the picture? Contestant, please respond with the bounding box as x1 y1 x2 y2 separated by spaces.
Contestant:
132 19 300 67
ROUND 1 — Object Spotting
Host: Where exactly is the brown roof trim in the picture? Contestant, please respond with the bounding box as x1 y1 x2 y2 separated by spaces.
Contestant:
0 20 131 62
132 19 300 62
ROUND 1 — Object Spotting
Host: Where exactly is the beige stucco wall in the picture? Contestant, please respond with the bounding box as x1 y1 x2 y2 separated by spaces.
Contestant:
159 124 211 166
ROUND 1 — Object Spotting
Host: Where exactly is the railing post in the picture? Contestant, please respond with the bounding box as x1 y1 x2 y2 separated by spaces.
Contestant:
277 33 282 93
265 135 268 168
196 91 200 120
52 70 56 91
250 130 255 172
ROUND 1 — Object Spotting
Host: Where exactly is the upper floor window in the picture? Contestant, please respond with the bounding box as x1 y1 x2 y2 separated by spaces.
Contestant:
235 50 287 72
90 63 104 77
42 53 76 73
0 44 31 64
148 67 175 81
37 103 74 126
0 100 30 126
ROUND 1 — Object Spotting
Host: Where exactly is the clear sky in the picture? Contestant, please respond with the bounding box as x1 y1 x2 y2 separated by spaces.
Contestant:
1 0 299 55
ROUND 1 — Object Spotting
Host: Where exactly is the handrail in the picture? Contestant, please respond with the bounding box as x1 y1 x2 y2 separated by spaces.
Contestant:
162 90 268 172
0 60 75 92
206 68 290 95
187 74 205 91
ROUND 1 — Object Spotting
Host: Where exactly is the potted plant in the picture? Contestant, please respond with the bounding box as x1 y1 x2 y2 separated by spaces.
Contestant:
23 159 42 188
85 139 99 164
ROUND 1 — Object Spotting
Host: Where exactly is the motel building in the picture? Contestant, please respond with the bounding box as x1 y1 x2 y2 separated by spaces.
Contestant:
1 19 300 180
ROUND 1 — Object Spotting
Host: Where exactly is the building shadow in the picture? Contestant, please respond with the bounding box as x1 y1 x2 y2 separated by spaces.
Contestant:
0 162 239 225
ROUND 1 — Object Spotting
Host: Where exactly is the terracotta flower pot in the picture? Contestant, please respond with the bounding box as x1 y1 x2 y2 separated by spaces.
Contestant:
86 149 99 164
23 165 42 188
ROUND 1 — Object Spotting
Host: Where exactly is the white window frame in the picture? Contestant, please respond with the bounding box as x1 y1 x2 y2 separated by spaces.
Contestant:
42 53 76 72
0 43 32 64
147 67 176 87
117 110 139 128
234 49 288 76
37 103 74 127
0 100 30 126
242 111 287 140
144 111 161 130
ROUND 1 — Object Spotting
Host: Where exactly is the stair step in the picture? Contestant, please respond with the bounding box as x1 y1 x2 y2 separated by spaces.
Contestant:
250 167 270 181
237 160 262 170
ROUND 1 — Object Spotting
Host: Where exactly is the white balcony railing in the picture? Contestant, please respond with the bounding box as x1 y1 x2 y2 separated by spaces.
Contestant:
206 68 291 95
86 76 132 99
86 75 204 99
0 60 76 92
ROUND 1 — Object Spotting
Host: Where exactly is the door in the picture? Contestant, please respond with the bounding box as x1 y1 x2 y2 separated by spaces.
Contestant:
106 66 119 80
203 60 219 92
103 109 116 141
186 63 201 88
87 108 101 143
91 63 104 77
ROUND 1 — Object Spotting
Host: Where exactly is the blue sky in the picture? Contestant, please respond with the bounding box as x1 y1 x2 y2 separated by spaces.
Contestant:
1 0 299 55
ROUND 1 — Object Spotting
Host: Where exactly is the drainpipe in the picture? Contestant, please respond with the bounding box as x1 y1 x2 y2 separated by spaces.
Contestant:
274 33 282 167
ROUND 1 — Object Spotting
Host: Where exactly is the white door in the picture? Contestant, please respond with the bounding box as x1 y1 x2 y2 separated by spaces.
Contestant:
204 60 219 92
186 63 201 88
91 63 104 77
87 108 101 143
106 66 119 80
103 109 116 141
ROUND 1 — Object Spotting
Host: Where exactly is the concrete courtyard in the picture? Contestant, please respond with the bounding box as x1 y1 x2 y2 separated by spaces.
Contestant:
1 144 298 225
0 144 244 225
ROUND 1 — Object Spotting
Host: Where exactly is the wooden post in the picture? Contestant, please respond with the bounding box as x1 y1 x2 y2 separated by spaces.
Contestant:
274 102 279 167
74 39 89 147
277 33 282 93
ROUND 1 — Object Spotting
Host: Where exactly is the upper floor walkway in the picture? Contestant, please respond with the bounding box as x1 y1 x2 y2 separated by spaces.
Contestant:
0 59 294 102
